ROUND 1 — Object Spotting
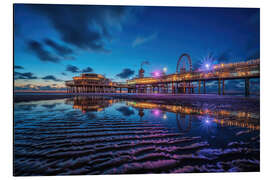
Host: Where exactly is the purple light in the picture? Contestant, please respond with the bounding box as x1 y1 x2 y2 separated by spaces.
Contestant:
154 72 160 77
205 64 210 69
153 109 160 116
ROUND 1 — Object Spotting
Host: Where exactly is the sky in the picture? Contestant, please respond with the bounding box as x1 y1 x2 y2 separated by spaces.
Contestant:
14 4 260 92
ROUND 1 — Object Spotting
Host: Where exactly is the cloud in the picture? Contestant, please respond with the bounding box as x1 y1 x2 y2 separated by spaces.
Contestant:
141 60 150 66
116 106 134 116
132 33 157 47
216 51 232 63
116 68 134 79
30 4 131 52
82 67 93 73
14 72 38 80
15 84 66 91
61 72 67 76
65 65 94 73
42 75 62 82
44 38 74 58
14 65 24 69
27 40 60 63
66 65 80 73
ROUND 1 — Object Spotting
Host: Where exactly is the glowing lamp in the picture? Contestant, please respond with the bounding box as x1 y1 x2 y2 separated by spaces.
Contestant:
163 114 167 119
205 64 210 69
154 72 160 77
163 67 167 73
153 109 160 116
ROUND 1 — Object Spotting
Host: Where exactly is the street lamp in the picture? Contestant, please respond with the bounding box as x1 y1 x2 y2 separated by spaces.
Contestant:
163 67 167 73
205 64 210 69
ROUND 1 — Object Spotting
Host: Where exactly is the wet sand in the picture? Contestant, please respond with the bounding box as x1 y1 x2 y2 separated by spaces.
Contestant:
14 92 259 113
14 93 72 103
14 95 260 175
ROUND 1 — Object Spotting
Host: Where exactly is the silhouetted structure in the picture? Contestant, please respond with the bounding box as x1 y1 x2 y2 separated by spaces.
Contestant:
65 54 260 96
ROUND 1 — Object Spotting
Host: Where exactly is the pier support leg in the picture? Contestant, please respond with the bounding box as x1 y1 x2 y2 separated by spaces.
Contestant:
183 82 185 94
198 80 201 94
245 78 250 96
218 79 221 95
188 81 191 94
222 79 225 95
203 80 206 94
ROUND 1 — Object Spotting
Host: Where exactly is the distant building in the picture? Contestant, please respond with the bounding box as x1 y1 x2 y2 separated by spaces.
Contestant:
65 73 116 93
138 68 145 78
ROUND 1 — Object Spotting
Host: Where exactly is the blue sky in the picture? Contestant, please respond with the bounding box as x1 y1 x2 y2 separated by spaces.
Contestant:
14 4 259 91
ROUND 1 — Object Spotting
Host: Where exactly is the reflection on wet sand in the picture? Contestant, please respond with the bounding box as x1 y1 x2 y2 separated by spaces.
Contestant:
66 97 259 131
14 96 260 175
66 96 118 113
126 101 259 131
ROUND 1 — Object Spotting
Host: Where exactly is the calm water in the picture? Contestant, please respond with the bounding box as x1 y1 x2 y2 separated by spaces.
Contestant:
14 96 260 176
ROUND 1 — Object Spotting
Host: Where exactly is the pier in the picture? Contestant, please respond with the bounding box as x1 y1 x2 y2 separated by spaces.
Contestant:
65 53 260 96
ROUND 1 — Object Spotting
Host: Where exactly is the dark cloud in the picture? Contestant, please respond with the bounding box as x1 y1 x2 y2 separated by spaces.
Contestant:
116 68 134 79
117 106 134 116
61 72 67 76
42 75 62 82
82 67 93 73
14 72 38 80
216 51 232 63
65 65 94 73
30 4 131 52
27 40 60 63
44 38 74 57
66 65 80 73
14 65 24 69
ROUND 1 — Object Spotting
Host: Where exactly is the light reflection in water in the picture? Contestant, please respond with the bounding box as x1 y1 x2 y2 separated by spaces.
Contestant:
125 100 259 131
14 96 260 175
67 96 259 132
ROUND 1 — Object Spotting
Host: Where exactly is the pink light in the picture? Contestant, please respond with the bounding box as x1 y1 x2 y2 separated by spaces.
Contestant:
154 72 160 77
153 109 160 116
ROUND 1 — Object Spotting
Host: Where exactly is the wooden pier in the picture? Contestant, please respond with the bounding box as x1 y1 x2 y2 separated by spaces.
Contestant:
65 54 260 96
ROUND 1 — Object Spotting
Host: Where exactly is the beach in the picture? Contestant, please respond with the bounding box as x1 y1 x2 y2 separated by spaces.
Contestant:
14 92 260 113
14 94 260 175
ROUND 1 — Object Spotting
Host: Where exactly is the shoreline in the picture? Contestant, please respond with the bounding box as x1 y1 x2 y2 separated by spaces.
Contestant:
14 92 260 113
